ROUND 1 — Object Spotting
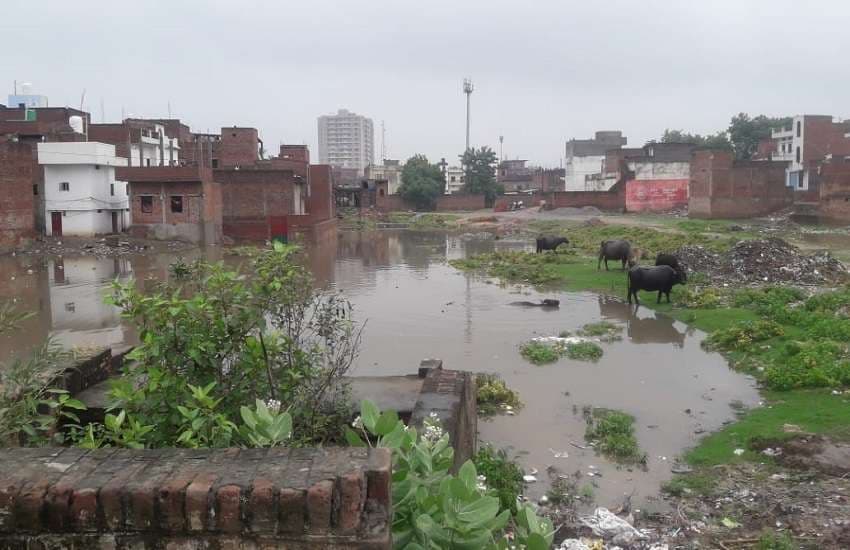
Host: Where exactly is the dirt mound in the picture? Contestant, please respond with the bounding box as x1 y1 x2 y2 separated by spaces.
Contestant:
676 238 848 285
752 434 850 477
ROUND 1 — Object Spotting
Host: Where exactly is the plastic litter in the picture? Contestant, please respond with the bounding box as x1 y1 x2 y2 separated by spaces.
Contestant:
523 475 537 483
579 507 648 546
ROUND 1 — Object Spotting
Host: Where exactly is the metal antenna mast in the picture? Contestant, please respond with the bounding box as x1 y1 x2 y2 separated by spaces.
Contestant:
499 135 504 161
463 78 474 152
381 120 386 163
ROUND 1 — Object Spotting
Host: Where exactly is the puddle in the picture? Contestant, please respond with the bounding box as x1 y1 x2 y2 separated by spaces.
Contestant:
0 230 759 508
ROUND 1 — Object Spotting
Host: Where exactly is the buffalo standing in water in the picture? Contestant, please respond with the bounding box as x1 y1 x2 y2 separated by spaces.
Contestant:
598 240 634 271
536 236 569 253
627 265 686 305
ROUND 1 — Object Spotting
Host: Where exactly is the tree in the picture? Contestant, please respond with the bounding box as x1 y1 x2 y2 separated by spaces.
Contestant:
727 113 792 160
660 129 732 150
398 154 445 210
460 146 502 204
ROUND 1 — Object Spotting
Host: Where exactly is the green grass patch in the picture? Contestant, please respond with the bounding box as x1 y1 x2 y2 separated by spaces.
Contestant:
685 390 850 466
757 530 795 550
476 374 522 416
584 408 646 464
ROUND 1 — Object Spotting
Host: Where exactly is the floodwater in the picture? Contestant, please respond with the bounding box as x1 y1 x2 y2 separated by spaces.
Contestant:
0 230 759 509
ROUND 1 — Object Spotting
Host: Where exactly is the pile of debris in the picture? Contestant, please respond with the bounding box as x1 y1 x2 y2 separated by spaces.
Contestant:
676 238 848 285
17 237 193 258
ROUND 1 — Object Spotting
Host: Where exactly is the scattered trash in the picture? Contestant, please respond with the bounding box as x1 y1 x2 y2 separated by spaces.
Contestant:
579 507 648 546
671 463 693 474
733 448 745 456
762 447 782 457
523 475 538 483
549 448 570 459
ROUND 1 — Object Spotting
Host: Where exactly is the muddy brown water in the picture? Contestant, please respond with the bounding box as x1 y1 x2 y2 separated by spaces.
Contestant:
0 230 759 510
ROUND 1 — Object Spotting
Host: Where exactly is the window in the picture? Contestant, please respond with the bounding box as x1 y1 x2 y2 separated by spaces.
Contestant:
33 184 38 196
211 159 219 168
110 184 115 196
141 196 153 213
145 158 151 167
170 195 183 213
60 182 70 191
796 146 801 163
796 121 801 137
64 302 75 313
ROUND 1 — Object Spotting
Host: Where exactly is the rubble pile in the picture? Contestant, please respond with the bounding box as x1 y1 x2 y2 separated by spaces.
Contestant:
676 238 848 285
18 237 193 258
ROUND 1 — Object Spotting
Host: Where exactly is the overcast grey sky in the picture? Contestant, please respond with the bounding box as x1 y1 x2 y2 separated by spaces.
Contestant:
2 0 849 167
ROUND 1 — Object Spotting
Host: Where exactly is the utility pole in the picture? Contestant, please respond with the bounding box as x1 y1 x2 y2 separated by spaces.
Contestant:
499 135 504 161
463 78 474 153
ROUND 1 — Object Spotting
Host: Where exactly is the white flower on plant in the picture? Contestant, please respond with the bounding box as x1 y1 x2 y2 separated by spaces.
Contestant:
351 415 363 429
429 412 440 420
265 399 282 412
422 417 444 442
476 474 488 492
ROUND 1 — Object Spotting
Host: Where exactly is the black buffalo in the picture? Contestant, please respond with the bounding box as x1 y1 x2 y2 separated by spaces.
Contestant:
509 299 560 308
655 253 687 282
598 240 633 271
627 265 686 305
536 236 569 253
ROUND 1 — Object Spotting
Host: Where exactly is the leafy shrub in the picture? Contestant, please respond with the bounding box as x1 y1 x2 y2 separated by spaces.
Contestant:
347 400 554 549
764 341 850 390
105 243 360 447
451 251 570 285
703 320 785 352
473 444 525 514
520 339 604 365
476 374 522 416
757 530 794 550
584 408 646 464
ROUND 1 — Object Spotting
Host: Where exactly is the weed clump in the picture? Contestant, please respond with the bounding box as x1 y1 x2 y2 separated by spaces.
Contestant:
476 374 523 416
563 341 604 361
674 287 724 309
577 321 623 342
584 408 646 464
519 341 561 364
520 340 604 364
757 530 795 550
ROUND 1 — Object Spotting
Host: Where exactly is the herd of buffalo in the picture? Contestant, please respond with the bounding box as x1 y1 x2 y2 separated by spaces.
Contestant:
534 236 687 305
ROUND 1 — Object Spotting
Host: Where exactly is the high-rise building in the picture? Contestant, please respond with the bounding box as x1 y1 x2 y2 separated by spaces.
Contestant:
317 109 374 176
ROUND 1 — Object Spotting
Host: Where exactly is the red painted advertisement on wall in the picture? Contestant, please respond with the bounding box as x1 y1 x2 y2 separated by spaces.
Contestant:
625 179 688 212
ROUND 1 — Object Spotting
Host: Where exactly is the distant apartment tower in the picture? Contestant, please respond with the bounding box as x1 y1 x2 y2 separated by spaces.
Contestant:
317 109 374 176
564 131 627 191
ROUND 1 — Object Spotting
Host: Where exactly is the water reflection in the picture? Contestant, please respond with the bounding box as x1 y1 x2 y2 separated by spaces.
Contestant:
598 295 690 347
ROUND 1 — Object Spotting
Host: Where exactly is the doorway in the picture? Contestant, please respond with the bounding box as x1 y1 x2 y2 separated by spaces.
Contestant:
111 211 119 233
51 212 63 237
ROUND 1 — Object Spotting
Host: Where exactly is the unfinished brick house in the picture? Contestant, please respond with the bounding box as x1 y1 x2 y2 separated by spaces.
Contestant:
214 144 336 241
689 150 792 219
0 142 36 251
817 161 850 224
118 166 222 244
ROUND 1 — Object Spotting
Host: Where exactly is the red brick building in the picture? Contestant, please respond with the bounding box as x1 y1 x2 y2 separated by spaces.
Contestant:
118 166 222 244
0 142 36 251
817 161 850 223
217 127 261 168
689 150 792 219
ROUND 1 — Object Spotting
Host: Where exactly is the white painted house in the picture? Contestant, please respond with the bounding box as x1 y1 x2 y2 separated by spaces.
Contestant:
444 166 465 194
564 131 627 191
38 142 129 237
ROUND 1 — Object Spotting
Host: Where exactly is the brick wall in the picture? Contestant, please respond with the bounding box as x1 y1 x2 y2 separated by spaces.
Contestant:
544 181 625 211
625 179 689 212
218 127 259 167
0 142 36 251
818 162 850 223
216 168 296 241
689 150 793 219
374 193 486 213
0 447 391 548
493 194 543 212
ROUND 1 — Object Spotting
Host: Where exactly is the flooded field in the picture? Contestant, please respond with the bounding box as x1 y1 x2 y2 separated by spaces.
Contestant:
0 230 759 509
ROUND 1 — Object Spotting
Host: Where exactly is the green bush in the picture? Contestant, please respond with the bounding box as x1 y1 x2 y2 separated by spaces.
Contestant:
451 251 570 285
765 341 850 390
564 341 604 361
675 287 723 309
577 321 623 342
